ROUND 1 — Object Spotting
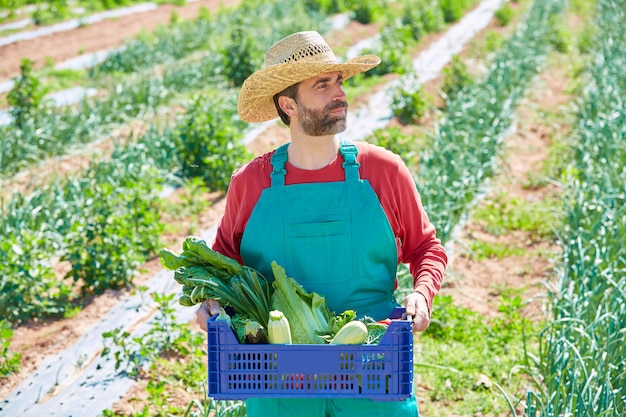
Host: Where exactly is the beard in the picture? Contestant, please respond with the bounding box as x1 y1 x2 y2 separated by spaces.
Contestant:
297 100 348 136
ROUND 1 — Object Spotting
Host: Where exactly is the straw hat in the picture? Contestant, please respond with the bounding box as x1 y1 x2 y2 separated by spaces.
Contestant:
237 31 381 123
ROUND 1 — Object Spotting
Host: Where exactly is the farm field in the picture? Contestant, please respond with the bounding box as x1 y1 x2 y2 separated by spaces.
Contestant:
1 0 624 416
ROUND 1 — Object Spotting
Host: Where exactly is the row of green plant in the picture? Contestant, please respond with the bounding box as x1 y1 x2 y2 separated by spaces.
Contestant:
92 0 478 78
402 0 563 244
0 0 331 178
391 0 571 413
0 0 185 27
89 0 305 77
523 0 625 414
0 89 250 323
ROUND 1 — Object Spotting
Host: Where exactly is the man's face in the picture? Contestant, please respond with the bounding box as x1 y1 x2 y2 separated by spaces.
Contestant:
295 72 348 136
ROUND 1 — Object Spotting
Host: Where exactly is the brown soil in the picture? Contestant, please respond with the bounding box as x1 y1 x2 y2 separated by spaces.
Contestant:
0 1 570 415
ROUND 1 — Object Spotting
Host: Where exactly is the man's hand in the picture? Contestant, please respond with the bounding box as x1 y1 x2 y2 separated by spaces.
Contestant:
195 299 222 331
403 292 430 332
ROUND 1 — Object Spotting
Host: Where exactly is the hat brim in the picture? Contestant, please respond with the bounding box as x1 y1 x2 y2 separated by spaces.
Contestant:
237 54 381 123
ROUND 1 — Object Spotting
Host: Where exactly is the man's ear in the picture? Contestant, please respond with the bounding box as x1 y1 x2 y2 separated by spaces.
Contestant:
278 96 296 117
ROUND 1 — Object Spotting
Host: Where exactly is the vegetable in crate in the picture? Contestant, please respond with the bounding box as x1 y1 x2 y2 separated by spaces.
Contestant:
215 307 232 328
361 317 389 345
267 310 292 344
269 261 332 344
160 236 272 326
329 320 368 345
270 262 382 345
244 319 269 344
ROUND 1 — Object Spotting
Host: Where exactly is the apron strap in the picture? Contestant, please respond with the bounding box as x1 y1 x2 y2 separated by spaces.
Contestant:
270 143 289 187
269 141 361 186
339 140 360 182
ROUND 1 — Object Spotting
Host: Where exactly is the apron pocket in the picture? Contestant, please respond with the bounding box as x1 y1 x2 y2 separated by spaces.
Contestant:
284 208 353 290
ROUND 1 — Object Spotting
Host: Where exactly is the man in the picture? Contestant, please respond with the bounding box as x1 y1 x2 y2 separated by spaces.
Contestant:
197 31 447 417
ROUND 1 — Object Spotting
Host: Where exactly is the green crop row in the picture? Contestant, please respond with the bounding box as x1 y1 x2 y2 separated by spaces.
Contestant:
90 0 334 77
524 0 625 414
415 0 566 244
0 89 250 323
386 0 569 413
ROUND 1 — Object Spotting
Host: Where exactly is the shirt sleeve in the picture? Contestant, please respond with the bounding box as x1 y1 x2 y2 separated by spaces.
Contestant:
360 144 447 314
397 163 447 314
211 177 246 264
212 155 273 263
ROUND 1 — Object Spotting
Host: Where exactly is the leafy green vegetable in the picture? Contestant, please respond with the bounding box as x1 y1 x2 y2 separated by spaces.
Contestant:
360 317 389 345
182 236 244 275
231 314 248 344
318 309 357 343
160 237 272 326
270 262 332 344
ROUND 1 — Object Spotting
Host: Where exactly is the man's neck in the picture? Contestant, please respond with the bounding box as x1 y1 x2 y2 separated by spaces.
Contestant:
287 133 340 170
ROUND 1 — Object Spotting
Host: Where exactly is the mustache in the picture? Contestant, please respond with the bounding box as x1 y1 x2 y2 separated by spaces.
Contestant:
326 101 348 112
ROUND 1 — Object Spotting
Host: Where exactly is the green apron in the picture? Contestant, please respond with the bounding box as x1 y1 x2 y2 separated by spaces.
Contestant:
240 141 418 417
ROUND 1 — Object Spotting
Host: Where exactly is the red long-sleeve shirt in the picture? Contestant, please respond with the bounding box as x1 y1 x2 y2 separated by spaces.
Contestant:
212 141 447 313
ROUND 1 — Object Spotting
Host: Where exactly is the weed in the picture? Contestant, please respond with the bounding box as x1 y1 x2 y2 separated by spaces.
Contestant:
466 238 527 260
7 59 48 129
472 191 562 239
0 320 21 377
101 292 204 377
390 80 430 125
418 295 542 416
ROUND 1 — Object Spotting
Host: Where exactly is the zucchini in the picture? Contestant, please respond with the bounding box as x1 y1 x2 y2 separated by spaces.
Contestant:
330 321 368 345
268 310 292 344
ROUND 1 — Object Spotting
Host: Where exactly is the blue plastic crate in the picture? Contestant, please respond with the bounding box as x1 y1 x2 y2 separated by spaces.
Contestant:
207 307 413 401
